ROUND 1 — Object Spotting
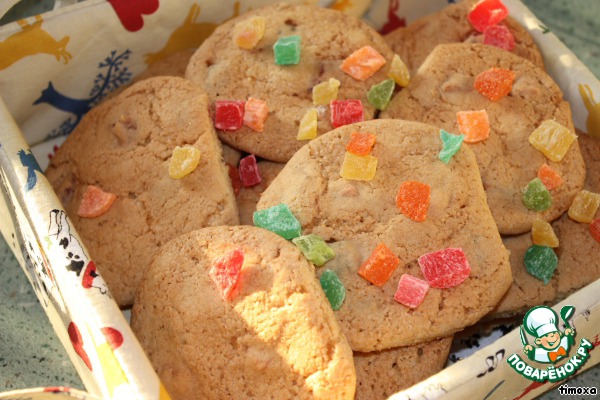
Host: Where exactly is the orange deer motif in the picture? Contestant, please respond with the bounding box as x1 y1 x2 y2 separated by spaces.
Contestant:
144 2 240 65
0 15 72 70
579 83 600 138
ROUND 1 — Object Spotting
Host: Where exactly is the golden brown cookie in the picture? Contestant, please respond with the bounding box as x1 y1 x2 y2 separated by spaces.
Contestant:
131 225 356 400
46 76 239 307
237 161 285 225
186 3 395 162
354 336 452 399
381 43 585 235
384 0 544 75
257 119 512 351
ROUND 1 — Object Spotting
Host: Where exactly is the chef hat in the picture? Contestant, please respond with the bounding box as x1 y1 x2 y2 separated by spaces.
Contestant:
524 306 559 338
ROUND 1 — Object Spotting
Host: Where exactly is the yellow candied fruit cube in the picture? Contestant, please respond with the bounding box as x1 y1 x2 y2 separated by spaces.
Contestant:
568 190 600 223
528 120 577 162
169 146 201 179
388 54 410 87
531 218 559 248
232 17 266 49
312 78 341 105
297 109 318 140
340 152 378 181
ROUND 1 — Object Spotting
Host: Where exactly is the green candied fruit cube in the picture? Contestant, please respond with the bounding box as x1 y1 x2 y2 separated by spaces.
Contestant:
524 245 558 284
273 35 301 65
438 129 465 164
320 270 346 310
522 178 552 212
367 79 395 110
292 234 335 266
253 203 302 239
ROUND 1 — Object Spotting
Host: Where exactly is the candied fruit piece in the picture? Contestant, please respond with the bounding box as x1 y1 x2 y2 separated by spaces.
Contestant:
468 0 509 33
531 218 559 248
232 16 265 49
239 154 261 188
367 79 395 110
418 248 471 289
439 129 465 164
228 164 242 196
394 274 429 309
78 185 117 218
388 54 410 87
346 132 376 156
215 100 245 131
524 245 557 284
331 99 364 128
292 234 335 267
297 108 318 140
537 163 564 190
243 97 269 132
320 270 346 310
590 219 600 243
568 190 600 223
456 110 490 143
312 78 341 105
528 120 577 162
396 181 431 222
484 25 515 51
522 178 552 212
210 248 244 300
168 145 201 179
340 46 386 81
474 67 515 101
273 35 301 65
340 152 378 181
253 203 301 239
358 243 401 286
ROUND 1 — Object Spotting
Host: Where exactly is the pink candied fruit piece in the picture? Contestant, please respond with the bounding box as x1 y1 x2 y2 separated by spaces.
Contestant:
239 154 262 188
209 248 244 300
228 164 243 196
468 0 509 33
591 219 600 244
418 247 471 289
483 25 515 51
215 100 245 131
78 185 117 218
394 274 430 309
331 100 364 128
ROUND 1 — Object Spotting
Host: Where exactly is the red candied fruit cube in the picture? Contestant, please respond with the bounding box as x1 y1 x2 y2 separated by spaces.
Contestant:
215 100 245 131
394 274 430 309
591 219 600 244
239 154 261 188
468 0 509 33
331 100 364 128
358 243 401 286
474 67 515 102
210 248 244 300
346 132 376 156
228 164 243 196
418 248 471 289
484 25 515 51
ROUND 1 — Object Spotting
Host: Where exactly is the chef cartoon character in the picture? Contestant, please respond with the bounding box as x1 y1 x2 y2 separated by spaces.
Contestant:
522 305 575 364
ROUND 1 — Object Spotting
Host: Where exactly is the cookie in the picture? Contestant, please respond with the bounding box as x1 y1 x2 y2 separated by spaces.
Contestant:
45 76 239 307
354 336 452 399
381 43 585 235
131 225 356 400
384 0 544 75
491 133 600 318
185 3 394 162
257 119 512 351
237 161 285 225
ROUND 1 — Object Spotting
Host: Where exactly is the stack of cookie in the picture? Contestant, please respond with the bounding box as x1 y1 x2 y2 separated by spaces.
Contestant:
45 1 600 399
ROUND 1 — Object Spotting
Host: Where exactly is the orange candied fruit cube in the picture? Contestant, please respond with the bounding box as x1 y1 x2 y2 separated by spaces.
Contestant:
456 110 490 143
243 97 269 132
232 16 265 49
346 132 376 156
340 46 386 81
78 185 117 218
537 163 564 190
474 67 515 101
396 180 431 222
358 243 401 286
